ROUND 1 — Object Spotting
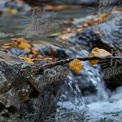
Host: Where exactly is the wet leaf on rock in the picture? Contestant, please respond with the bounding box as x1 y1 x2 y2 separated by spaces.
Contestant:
89 47 112 65
15 38 31 50
31 48 39 55
69 59 82 73
19 56 34 64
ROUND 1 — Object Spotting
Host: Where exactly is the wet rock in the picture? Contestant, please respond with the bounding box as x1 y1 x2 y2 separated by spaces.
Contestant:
10 48 27 56
0 51 40 122
69 12 122 89
5 0 31 13
69 12 122 51
35 48 108 121
0 0 6 12
0 42 120 122
0 48 75 122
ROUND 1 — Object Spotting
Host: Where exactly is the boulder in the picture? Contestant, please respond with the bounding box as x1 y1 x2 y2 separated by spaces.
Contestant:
69 11 122 90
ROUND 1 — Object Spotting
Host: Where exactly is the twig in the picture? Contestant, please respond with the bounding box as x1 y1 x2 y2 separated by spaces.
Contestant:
37 56 122 71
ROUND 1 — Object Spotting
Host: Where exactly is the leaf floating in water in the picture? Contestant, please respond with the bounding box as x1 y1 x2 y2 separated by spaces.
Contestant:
69 59 82 73
89 47 112 65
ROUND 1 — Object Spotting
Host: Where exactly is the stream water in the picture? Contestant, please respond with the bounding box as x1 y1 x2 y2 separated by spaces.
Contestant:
0 6 122 122
0 7 97 46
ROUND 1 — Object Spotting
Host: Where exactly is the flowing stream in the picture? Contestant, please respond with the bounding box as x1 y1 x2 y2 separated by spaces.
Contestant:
0 6 122 122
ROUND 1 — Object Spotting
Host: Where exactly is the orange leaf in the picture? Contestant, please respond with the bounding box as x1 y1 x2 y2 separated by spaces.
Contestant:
69 59 82 73
89 53 99 65
85 20 93 26
89 47 112 65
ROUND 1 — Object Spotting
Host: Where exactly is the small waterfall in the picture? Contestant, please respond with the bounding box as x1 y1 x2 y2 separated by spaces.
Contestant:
55 50 109 118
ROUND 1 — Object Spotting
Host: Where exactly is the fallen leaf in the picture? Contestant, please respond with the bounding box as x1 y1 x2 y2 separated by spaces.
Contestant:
44 5 80 11
2 45 11 49
94 13 109 24
59 33 76 40
98 49 112 57
18 42 31 50
31 48 39 55
69 59 82 73
89 47 112 65
33 56 56 62
89 52 99 65
19 56 33 64
2 43 12 49
85 20 94 26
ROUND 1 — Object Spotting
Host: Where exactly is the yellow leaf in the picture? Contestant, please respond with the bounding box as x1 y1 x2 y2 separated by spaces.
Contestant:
94 13 109 24
69 59 82 73
18 42 31 50
89 47 112 65
31 48 39 55
100 13 109 18
19 56 33 64
89 53 99 65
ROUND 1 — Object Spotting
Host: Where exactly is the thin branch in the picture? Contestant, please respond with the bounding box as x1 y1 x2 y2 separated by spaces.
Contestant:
36 56 122 72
